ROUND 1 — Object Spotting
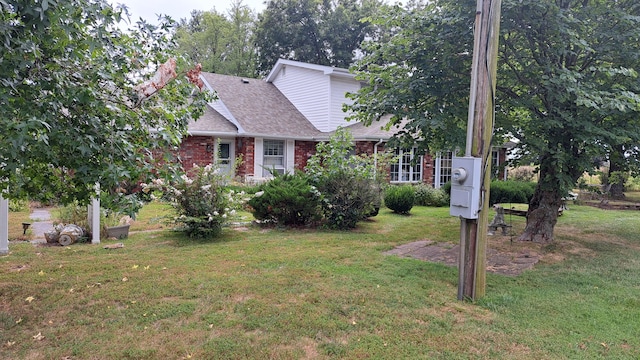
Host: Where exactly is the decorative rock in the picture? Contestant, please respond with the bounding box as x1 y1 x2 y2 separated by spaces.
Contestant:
58 224 84 246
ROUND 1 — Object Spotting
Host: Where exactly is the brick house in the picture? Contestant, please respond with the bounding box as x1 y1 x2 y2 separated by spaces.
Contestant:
178 59 507 187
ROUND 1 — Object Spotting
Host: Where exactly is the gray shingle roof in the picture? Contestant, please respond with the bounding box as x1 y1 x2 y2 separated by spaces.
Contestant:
198 73 322 139
187 105 238 135
337 115 400 140
193 72 399 141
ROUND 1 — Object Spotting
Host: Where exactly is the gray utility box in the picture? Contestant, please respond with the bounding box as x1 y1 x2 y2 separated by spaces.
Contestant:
449 156 482 219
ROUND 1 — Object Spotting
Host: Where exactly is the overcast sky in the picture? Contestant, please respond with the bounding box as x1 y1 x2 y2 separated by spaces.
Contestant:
110 0 267 24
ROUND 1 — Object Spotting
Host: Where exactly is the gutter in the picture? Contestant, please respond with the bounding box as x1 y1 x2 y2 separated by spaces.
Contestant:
373 139 384 175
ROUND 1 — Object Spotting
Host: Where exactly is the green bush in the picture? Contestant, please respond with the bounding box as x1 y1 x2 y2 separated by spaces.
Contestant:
143 164 244 239
413 184 449 207
316 170 382 229
305 128 390 229
489 180 536 205
248 172 321 226
384 185 415 214
9 198 29 212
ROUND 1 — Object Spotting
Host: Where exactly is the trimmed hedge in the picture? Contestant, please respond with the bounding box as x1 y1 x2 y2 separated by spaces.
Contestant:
442 180 535 205
488 181 536 205
384 185 415 214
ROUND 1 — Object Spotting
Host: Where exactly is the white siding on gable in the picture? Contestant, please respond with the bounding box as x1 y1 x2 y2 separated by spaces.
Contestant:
329 76 360 130
272 65 331 132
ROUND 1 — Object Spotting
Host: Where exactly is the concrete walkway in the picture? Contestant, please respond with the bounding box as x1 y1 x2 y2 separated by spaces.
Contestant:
29 208 54 242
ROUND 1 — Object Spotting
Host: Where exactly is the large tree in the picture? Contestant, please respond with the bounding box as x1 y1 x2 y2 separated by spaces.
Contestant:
0 0 208 214
175 1 257 77
347 0 640 243
253 0 381 75
499 0 640 242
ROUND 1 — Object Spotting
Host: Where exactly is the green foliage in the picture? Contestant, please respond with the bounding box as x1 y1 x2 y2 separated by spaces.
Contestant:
306 128 389 229
0 0 209 215
253 0 381 75
413 184 449 207
8 199 29 212
144 164 244 239
489 181 536 206
318 169 382 229
54 202 91 232
347 0 640 240
175 3 257 77
384 185 415 214
248 172 321 226
508 166 537 182
346 1 475 153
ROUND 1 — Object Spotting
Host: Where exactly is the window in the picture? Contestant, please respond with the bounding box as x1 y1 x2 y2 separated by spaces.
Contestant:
491 148 501 179
217 142 233 175
263 140 285 177
435 151 453 187
390 148 422 183
218 143 230 166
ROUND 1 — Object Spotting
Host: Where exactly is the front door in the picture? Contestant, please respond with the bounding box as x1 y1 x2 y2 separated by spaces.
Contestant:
217 141 234 176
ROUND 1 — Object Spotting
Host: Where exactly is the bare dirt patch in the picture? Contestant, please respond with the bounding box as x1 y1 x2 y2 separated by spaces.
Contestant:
384 233 582 276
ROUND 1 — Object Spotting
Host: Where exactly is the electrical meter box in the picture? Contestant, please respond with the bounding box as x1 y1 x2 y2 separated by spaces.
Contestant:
449 156 482 219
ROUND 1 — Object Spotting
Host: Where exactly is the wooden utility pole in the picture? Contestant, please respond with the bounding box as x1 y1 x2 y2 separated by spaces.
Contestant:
458 0 502 301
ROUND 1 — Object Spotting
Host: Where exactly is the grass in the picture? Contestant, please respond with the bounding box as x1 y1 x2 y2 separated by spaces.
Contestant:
1 203 640 359
8 209 32 241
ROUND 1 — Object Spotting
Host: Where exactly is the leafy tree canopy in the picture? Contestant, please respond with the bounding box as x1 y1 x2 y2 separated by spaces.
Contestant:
175 0 257 77
0 0 209 214
254 0 382 75
346 0 640 242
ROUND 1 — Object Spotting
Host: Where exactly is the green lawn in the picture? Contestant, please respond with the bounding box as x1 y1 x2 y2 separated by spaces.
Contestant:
1 204 639 359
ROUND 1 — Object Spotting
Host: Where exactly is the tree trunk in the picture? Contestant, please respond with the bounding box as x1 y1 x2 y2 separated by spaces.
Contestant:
609 182 625 200
607 145 627 200
518 162 562 243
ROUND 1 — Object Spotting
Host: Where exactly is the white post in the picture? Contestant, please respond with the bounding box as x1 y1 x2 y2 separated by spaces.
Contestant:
91 183 100 244
91 198 100 244
1 195 9 255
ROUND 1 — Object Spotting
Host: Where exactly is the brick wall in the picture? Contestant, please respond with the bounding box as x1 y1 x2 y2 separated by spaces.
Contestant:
294 140 317 171
178 136 214 171
236 137 255 178
176 135 442 186
423 153 435 185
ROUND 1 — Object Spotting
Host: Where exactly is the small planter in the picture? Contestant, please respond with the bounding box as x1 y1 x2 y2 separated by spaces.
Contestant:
106 224 130 239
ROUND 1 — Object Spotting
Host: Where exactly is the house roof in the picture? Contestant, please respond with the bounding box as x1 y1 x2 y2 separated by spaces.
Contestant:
191 70 398 141
196 72 323 139
337 115 400 140
265 59 355 83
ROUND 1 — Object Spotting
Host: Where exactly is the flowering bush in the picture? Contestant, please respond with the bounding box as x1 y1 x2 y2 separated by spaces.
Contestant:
143 164 247 239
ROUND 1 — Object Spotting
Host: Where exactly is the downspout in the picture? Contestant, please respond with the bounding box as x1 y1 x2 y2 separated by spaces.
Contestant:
373 139 384 177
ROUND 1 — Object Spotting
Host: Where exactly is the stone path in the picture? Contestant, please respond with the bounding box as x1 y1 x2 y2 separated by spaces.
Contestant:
384 240 540 276
28 208 54 242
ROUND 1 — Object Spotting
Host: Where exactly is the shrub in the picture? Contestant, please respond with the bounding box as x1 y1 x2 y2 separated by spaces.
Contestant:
413 184 449 207
305 128 390 229
144 164 245 239
9 198 29 212
248 172 321 226
508 166 537 182
317 170 382 229
384 185 415 214
489 180 536 205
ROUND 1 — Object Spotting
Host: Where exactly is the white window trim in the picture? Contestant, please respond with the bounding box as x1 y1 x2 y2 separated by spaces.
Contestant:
434 151 453 188
261 139 288 177
390 148 423 184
